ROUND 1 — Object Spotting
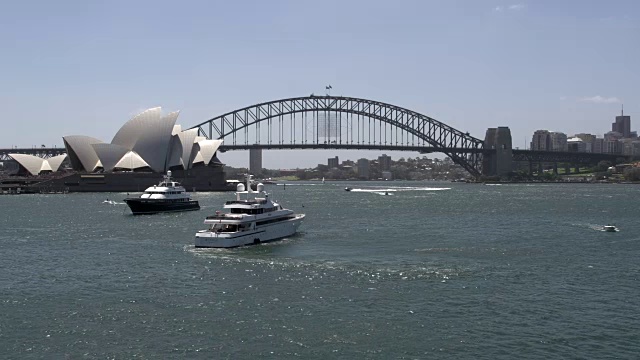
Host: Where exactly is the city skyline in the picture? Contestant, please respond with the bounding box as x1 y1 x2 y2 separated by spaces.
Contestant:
1 0 639 169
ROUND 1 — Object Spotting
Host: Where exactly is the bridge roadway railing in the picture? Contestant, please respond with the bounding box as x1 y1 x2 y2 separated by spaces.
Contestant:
0 148 67 161
218 143 485 153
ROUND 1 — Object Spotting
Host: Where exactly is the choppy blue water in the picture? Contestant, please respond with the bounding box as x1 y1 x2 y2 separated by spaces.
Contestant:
1 182 639 359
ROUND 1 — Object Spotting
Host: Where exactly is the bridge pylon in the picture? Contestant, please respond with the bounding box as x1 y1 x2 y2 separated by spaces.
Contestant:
482 127 513 177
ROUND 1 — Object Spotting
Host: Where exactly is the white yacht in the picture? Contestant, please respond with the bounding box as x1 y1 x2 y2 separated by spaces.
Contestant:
603 225 618 232
195 176 305 248
123 171 199 215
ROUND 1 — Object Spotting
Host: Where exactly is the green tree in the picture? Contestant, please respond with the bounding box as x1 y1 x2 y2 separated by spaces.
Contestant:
623 167 640 181
595 160 612 172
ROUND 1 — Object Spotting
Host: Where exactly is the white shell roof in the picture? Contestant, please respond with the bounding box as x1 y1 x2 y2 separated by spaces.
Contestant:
62 107 224 174
192 151 204 164
9 154 45 175
111 107 162 149
63 135 104 172
91 143 129 172
47 154 68 171
178 128 199 169
115 151 150 170
167 135 184 169
131 110 178 172
8 153 68 175
193 139 223 165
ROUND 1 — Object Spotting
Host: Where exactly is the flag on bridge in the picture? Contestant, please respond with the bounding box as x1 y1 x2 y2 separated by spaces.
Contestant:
325 85 332 90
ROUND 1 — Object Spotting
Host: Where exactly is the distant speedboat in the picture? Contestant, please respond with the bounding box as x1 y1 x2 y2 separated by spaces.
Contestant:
123 171 199 215
345 187 353 192
603 225 618 232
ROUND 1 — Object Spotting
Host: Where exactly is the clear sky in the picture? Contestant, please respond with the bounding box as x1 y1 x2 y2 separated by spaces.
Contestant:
1 0 638 169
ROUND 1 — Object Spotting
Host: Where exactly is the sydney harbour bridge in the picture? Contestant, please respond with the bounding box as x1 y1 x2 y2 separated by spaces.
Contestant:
0 95 626 178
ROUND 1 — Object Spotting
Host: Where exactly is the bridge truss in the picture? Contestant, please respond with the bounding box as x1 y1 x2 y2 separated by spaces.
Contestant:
0 148 66 161
191 95 485 177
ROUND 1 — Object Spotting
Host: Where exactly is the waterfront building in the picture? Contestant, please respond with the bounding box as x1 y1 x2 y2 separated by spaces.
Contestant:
567 137 587 152
63 107 223 173
378 154 392 171
530 130 551 151
605 131 623 140
7 153 67 176
249 148 262 175
550 132 568 152
620 138 640 156
9 107 232 192
575 133 596 152
328 156 339 168
593 138 604 154
603 139 622 154
357 158 370 179
381 171 393 180
612 107 631 138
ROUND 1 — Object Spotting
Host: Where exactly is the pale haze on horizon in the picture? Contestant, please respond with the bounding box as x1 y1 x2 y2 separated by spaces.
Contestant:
1 0 638 169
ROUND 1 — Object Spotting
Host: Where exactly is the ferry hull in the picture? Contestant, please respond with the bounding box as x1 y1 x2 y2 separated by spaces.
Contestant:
195 215 304 248
124 199 200 215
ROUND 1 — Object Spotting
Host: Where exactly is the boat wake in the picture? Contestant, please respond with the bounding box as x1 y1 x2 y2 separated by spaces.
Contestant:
579 223 620 232
349 186 450 193
102 200 123 205
183 245 466 282
373 192 393 196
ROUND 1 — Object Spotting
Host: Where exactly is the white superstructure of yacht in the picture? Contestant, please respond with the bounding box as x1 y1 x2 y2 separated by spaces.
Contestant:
123 171 199 214
195 175 305 248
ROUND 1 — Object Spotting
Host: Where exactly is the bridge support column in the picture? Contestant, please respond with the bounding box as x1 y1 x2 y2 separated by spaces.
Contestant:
538 163 543 174
574 164 580 174
529 161 533 174
553 163 558 174
482 127 513 177
565 164 571 174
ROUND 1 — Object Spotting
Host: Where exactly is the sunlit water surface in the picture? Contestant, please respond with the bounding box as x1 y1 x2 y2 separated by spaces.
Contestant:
1 182 639 358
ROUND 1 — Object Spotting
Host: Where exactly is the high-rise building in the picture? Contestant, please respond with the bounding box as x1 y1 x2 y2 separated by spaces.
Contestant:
357 158 370 179
612 106 631 138
249 148 262 175
575 133 596 153
530 130 551 151
620 138 640 156
328 156 339 168
593 138 604 153
567 137 587 152
603 139 621 154
550 132 568 151
378 154 391 171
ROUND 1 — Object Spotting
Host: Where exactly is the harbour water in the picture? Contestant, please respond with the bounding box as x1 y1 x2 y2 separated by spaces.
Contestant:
1 182 639 358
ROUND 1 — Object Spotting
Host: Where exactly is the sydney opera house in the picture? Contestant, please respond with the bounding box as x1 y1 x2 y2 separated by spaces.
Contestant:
9 107 233 192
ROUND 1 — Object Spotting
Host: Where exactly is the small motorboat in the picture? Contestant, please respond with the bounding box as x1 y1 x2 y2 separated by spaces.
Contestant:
345 187 353 192
603 225 618 232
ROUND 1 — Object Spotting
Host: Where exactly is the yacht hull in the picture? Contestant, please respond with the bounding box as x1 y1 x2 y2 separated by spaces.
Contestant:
195 215 305 248
124 199 200 215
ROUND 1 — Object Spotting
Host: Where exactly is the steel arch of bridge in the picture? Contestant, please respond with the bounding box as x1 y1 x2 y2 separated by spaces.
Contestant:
191 95 485 177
